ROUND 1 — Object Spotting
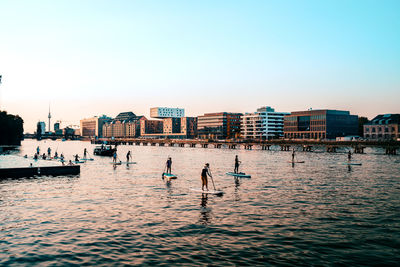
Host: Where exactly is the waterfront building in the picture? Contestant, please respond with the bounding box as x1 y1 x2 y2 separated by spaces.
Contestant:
150 107 185 118
140 118 163 135
284 109 358 140
102 112 143 138
163 118 181 134
241 106 289 140
180 117 197 138
197 112 242 139
364 114 400 141
80 115 112 138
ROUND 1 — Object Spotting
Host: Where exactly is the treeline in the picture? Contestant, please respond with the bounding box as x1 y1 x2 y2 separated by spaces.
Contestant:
0 111 24 145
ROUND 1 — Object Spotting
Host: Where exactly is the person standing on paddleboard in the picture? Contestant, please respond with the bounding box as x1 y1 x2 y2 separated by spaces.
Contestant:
291 149 295 162
201 163 211 191
126 151 131 162
234 155 241 173
166 157 172 174
47 147 51 157
113 151 117 163
348 150 352 161
83 148 88 158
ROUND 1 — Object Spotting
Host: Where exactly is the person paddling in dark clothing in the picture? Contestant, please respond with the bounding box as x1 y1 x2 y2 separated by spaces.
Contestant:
234 155 241 173
348 150 352 161
83 148 88 158
75 154 79 162
126 151 131 162
201 163 212 191
166 157 172 174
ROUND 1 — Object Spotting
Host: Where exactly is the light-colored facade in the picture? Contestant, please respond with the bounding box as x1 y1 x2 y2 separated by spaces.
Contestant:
150 107 185 118
364 114 400 140
80 115 111 137
241 107 289 140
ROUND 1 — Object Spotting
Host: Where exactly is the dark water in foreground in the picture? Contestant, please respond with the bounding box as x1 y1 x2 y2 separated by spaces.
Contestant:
1 140 400 266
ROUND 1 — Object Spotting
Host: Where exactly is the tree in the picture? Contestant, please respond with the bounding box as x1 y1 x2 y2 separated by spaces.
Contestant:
0 111 24 145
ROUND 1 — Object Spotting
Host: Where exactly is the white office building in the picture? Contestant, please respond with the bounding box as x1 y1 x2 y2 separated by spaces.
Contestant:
150 107 185 118
241 106 289 139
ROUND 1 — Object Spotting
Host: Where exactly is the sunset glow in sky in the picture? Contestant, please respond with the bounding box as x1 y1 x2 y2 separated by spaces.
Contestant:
0 0 399 132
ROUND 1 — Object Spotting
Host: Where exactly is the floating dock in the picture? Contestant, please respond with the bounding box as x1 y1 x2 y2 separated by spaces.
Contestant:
0 165 80 179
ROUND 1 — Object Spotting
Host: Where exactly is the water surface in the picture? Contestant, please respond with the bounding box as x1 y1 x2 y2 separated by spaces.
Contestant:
1 140 399 266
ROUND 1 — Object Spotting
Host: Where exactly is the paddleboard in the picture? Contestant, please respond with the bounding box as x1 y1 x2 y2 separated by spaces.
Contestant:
162 173 177 179
73 161 85 164
118 161 137 164
226 172 251 178
190 188 223 195
82 158 94 161
343 162 362 166
287 161 305 163
110 162 122 165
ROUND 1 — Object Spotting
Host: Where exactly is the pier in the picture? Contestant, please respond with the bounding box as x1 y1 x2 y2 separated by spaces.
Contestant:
0 165 80 179
91 138 399 155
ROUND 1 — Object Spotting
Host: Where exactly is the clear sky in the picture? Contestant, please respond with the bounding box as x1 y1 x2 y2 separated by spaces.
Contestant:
0 0 399 132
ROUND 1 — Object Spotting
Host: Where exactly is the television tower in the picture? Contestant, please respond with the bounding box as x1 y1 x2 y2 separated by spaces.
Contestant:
48 104 52 132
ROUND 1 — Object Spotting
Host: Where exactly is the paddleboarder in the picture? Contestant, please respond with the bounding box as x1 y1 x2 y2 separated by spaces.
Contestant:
234 155 241 173
54 151 58 158
126 151 131 162
74 154 79 162
113 151 118 163
348 150 352 161
201 163 212 191
291 149 295 162
166 157 172 174
36 146 40 155
83 148 88 158
47 147 51 157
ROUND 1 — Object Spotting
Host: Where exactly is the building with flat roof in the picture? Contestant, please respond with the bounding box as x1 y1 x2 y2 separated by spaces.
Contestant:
197 112 242 139
364 114 400 141
241 106 289 140
80 115 112 138
150 107 185 118
284 109 358 140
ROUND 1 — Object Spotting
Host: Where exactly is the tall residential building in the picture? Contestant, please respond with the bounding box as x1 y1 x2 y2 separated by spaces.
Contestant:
37 121 46 135
150 107 185 118
284 109 358 139
364 114 400 140
80 115 112 138
241 106 289 140
197 112 242 139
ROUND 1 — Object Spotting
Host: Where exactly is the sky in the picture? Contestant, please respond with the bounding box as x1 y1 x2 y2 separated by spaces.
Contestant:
0 0 399 133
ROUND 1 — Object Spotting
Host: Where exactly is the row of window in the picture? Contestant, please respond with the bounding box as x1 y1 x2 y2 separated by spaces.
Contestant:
365 127 396 132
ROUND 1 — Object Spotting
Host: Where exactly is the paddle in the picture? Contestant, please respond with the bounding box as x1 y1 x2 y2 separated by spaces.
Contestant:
162 165 166 179
208 168 217 191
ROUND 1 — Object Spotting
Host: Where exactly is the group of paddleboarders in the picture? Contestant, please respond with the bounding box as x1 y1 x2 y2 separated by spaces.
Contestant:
161 155 242 191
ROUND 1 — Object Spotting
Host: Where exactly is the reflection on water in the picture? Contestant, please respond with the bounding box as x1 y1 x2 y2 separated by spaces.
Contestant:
199 194 211 225
0 139 400 265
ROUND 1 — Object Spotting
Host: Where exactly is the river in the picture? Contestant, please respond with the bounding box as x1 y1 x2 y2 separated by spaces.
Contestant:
1 139 399 266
